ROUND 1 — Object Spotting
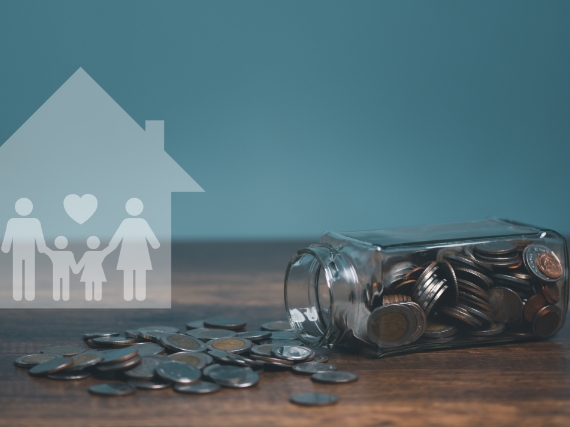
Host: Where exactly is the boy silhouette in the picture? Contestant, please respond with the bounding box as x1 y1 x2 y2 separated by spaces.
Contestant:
44 236 78 301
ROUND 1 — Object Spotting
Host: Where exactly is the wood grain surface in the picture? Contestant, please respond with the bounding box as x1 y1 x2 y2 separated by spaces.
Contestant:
1 241 570 427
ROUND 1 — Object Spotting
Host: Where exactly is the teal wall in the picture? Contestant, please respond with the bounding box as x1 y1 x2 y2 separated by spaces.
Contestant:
1 1 569 240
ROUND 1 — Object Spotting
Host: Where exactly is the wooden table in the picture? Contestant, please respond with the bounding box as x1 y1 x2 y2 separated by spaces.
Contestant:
1 241 570 427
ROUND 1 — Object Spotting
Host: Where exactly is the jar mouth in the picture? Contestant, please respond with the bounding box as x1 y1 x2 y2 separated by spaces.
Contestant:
284 246 335 346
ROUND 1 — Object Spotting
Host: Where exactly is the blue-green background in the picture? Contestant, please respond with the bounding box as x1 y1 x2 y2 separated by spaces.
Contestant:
1 1 569 240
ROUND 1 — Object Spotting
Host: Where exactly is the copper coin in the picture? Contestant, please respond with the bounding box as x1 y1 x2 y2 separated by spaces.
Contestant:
536 252 563 280
403 266 426 281
523 295 546 322
533 305 563 338
391 279 416 295
540 282 561 304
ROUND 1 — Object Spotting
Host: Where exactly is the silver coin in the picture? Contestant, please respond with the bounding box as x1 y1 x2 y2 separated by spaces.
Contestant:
186 320 205 330
124 355 169 380
92 336 136 347
14 353 59 368
204 317 247 330
292 362 338 375
202 363 223 377
475 241 518 255
128 379 172 390
186 328 237 341
249 354 294 369
160 334 207 353
99 347 139 365
155 361 202 384
174 381 221 394
89 383 136 396
422 320 458 339
290 392 338 406
138 326 180 334
82 332 121 340
66 352 103 370
272 345 315 361
261 320 292 332
489 287 524 323
469 322 505 336
206 365 248 384
313 354 329 363
125 329 140 338
29 357 74 376
523 244 562 282
168 351 213 369
219 369 259 388
267 331 297 340
47 370 92 380
311 371 359 384
137 330 170 342
236 331 272 341
259 339 303 346
40 346 85 357
206 337 252 354
132 342 165 356
250 343 282 357
97 355 142 372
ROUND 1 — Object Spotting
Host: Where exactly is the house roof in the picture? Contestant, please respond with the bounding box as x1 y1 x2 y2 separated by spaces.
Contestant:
0 68 203 193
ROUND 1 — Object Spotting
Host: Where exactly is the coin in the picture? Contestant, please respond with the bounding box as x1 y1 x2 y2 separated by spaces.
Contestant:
236 331 272 342
533 305 563 338
14 353 59 368
422 320 458 339
89 383 136 396
160 334 207 353
523 245 562 283
128 379 172 390
366 304 418 348
540 282 561 304
311 371 358 384
440 306 481 328
138 326 179 334
97 355 142 372
454 267 493 289
536 251 563 280
47 370 92 380
186 320 205 330
250 344 282 357
67 352 103 370
206 365 248 384
261 320 293 331
29 357 74 376
475 241 518 255
82 332 120 340
132 342 165 356
41 346 85 357
313 354 329 363
220 369 260 388
168 351 213 369
489 287 524 324
292 362 338 375
438 261 459 304
125 330 140 338
259 339 303 346
206 337 252 354
99 347 139 365
204 317 247 330
456 303 493 325
443 252 493 273
492 273 532 290
156 361 202 384
457 279 490 301
269 331 298 340
469 322 505 337
124 355 169 380
92 336 135 347
137 330 169 342
174 381 221 394
186 328 237 341
523 294 547 322
272 346 315 361
290 393 338 407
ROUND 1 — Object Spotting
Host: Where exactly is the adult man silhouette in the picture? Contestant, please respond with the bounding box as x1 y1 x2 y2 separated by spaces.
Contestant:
1 198 48 301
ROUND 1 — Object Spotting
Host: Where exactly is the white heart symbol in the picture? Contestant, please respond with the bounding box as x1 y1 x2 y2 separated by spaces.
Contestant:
63 194 98 224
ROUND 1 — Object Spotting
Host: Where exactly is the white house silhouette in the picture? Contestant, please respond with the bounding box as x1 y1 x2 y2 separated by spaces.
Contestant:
0 68 203 308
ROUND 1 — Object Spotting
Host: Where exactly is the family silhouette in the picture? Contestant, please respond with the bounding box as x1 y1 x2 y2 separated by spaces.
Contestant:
1 197 159 302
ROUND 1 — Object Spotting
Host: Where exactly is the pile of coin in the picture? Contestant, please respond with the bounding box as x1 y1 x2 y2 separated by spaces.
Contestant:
366 241 565 348
15 317 356 406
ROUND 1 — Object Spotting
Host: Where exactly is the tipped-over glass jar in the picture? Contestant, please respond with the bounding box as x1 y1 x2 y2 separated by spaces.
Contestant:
284 219 568 357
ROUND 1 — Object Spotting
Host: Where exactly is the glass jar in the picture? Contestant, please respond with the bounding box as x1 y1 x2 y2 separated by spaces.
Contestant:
284 219 568 357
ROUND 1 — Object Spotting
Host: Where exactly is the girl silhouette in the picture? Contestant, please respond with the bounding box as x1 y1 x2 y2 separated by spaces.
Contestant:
77 236 113 301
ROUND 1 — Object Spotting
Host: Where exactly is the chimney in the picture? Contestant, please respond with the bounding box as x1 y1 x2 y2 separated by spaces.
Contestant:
145 120 164 150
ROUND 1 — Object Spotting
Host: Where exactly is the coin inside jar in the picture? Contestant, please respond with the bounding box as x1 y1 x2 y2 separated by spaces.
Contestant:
523 245 562 283
489 287 523 324
536 251 563 280
523 295 547 322
366 304 418 348
533 305 563 338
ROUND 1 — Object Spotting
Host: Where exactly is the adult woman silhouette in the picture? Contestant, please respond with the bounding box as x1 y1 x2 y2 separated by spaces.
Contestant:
107 198 160 301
